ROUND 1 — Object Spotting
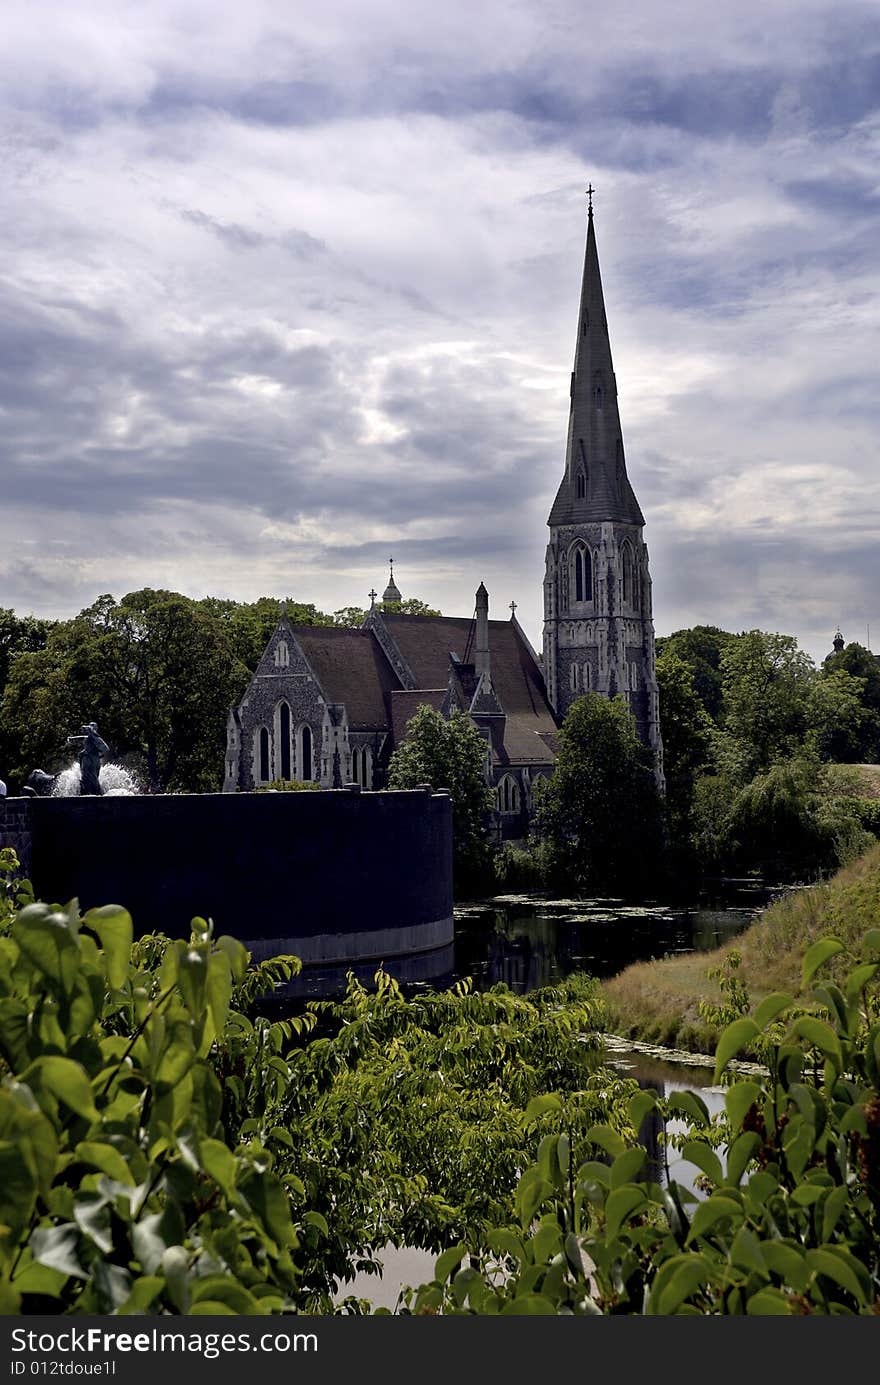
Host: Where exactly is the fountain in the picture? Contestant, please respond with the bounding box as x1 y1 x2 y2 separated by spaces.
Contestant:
23 721 140 798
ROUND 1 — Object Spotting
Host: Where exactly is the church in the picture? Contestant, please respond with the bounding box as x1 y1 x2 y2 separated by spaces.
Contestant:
223 201 664 836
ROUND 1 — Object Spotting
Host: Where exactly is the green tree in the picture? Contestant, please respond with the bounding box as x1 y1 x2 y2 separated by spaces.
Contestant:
721 631 815 774
199 596 333 669
656 650 713 846
655 625 736 723
1 591 249 792
534 694 664 894
822 640 880 717
333 597 441 628
387 705 493 885
805 668 878 763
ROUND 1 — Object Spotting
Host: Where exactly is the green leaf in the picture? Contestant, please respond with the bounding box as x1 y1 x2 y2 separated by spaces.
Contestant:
177 948 208 1017
610 1147 646 1188
205 952 232 1038
13 906 81 995
714 1018 760 1082
805 1248 868 1305
216 936 250 983
724 1081 762 1132
11 1259 67 1298
686 1196 744 1243
845 962 879 1004
524 1093 562 1123
649 1254 715 1315
117 1276 163 1315
200 1138 236 1194
747 1288 793 1314
752 992 794 1030
605 1185 646 1238
501 1294 557 1315
30 1224 88 1280
681 1140 724 1187
802 937 844 988
729 1226 766 1275
626 1090 657 1131
27 1056 98 1121
585 1124 627 1159
238 1169 297 1251
666 1090 710 1128
787 1017 842 1071
724 1132 761 1187
74 1194 113 1253
761 1242 807 1290
191 1276 263 1314
435 1244 466 1283
83 906 133 991
821 1185 849 1243
75 1141 134 1186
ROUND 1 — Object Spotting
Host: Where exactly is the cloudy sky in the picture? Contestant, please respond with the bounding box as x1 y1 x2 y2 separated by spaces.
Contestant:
2 0 878 664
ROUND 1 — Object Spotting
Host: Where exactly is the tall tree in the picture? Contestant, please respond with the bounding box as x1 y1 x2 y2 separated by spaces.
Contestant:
655 650 713 844
387 705 493 885
720 630 815 775
534 694 664 894
655 626 736 723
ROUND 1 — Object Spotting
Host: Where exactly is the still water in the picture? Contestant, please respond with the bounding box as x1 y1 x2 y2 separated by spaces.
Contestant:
279 887 768 1002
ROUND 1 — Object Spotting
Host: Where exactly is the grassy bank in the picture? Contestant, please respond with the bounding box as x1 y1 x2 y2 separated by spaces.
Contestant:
603 841 880 1051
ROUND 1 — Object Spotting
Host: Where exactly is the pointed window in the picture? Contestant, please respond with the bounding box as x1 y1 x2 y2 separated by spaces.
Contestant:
299 725 313 782
278 703 291 780
259 727 270 783
570 663 580 692
576 470 586 499
572 545 593 603
621 542 638 608
274 640 289 669
583 663 592 690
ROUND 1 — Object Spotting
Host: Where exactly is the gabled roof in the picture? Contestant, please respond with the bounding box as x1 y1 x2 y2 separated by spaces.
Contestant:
382 614 557 766
292 625 399 729
389 689 446 748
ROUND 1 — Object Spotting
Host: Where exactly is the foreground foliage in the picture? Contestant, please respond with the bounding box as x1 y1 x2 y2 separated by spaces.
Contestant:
411 930 880 1314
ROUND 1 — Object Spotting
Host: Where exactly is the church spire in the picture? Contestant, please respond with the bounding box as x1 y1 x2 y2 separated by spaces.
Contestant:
548 195 643 528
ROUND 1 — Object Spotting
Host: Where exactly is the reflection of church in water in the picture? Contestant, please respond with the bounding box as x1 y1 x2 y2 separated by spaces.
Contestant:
224 201 664 830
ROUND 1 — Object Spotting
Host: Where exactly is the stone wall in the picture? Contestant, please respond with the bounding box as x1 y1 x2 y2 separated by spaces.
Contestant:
0 788 453 967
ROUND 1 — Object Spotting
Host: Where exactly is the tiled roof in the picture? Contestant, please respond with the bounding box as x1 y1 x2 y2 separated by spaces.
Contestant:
292 626 399 729
390 689 446 747
382 615 558 766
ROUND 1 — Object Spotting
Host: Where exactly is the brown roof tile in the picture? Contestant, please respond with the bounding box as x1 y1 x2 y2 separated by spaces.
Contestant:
292 625 400 729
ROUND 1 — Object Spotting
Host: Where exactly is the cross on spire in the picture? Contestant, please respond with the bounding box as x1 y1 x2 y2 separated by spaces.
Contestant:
368 589 378 607
586 183 595 215
509 600 517 616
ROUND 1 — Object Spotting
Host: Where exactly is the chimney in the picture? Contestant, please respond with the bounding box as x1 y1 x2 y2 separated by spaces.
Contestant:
475 582 490 678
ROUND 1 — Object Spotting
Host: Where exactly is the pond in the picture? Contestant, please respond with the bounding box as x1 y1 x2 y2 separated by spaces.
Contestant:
278 883 773 1002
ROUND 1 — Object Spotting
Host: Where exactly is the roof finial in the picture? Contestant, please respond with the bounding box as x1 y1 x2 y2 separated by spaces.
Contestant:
382 557 402 604
509 600 517 617
368 588 377 609
586 182 595 217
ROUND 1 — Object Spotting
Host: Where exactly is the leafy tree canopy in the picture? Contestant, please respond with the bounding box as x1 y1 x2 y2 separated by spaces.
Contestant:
387 704 493 884
534 694 664 894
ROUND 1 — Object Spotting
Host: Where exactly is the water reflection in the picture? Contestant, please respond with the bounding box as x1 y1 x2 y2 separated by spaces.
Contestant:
265 892 765 1004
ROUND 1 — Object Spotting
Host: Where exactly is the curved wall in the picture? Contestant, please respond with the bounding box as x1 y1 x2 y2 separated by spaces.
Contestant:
1 788 453 966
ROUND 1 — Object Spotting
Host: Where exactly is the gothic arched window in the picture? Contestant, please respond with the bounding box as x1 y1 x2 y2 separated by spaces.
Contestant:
621 542 637 608
583 663 592 691
570 663 580 692
576 470 586 499
571 545 593 603
274 640 289 669
278 702 291 780
498 775 520 814
299 725 313 782
259 727 270 783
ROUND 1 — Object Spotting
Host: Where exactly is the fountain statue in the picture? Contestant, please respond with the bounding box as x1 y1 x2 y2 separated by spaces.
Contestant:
23 721 140 798
66 722 109 795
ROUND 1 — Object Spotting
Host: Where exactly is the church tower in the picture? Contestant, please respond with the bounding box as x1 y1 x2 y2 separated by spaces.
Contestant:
542 196 663 782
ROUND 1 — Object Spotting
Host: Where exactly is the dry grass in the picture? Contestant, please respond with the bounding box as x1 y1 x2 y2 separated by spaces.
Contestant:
603 842 880 1051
